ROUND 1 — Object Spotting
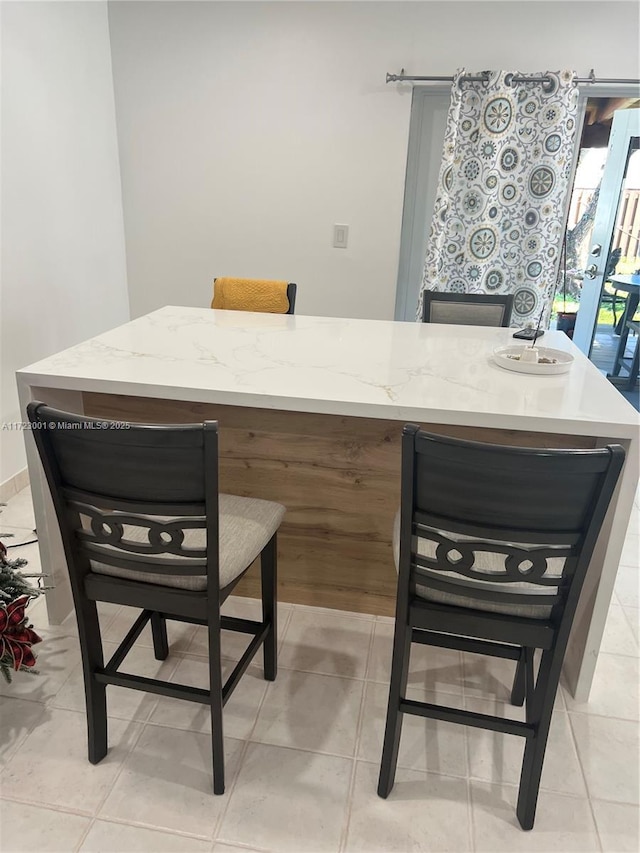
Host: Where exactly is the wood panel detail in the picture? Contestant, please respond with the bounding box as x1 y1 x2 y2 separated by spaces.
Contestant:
82 393 597 617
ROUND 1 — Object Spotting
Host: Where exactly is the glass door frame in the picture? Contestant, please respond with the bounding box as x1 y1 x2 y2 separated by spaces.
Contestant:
572 106 640 354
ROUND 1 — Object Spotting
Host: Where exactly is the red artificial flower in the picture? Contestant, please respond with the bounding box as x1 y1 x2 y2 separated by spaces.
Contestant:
0 595 42 671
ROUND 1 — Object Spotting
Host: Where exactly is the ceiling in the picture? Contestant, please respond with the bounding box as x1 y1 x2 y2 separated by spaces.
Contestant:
581 97 640 147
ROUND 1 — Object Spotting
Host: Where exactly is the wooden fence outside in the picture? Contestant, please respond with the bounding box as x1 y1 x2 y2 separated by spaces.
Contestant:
568 188 640 258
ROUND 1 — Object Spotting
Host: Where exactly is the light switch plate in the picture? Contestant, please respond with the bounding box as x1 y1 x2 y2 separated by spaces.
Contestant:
333 224 349 249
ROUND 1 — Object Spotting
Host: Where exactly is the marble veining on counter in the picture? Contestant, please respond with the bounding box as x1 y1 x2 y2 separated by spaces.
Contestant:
18 306 639 437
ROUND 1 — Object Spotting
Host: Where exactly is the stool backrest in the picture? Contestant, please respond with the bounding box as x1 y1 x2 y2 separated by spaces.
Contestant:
27 403 219 586
211 279 297 314
422 292 514 327
399 425 624 620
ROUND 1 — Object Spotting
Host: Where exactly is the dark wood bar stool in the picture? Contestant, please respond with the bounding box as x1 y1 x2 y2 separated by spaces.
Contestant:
422 292 514 326
27 403 285 794
378 425 623 829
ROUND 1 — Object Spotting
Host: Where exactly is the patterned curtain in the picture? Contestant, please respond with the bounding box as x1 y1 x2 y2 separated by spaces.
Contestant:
417 69 579 326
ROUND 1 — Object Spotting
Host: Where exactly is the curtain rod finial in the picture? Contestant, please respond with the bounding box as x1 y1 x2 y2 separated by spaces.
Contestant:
386 69 406 84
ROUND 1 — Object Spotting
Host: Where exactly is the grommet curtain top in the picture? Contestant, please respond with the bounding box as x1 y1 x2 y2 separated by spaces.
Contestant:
416 69 580 327
386 68 639 87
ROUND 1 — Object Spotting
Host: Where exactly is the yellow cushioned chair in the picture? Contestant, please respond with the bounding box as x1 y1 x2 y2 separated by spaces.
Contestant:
211 278 297 314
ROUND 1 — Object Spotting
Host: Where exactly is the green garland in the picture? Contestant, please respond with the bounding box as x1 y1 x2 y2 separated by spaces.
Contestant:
0 552 43 602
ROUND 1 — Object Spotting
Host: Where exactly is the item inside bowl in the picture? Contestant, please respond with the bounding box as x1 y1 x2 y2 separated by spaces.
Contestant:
505 354 558 364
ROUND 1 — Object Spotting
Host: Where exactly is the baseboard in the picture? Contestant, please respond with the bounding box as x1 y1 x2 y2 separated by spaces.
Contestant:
0 467 29 504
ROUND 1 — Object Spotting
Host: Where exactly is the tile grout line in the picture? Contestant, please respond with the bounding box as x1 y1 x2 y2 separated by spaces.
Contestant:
71 813 216 850
619 604 640 652
212 611 295 848
337 756 358 853
462 675 475 853
211 841 272 853
210 726 263 845
0 696 48 767
565 706 640 725
245 720 372 763
289 602 378 623
460 649 475 700
354 756 514 791
70 618 186 850
74 814 98 852
72 711 151 851
592 648 639 660
0 791 95 819
565 702 605 853
588 794 640 806
466 775 475 853
204 744 257 853
338 620 377 853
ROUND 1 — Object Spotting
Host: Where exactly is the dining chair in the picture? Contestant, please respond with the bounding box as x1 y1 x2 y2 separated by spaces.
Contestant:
600 248 624 329
622 317 640 389
378 425 624 830
422 292 514 326
211 278 297 314
27 403 286 794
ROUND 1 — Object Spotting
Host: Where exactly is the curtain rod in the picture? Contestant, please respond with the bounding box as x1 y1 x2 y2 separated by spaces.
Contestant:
385 69 640 86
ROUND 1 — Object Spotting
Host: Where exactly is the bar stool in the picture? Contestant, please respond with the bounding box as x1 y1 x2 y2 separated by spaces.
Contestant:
623 317 640 389
421 292 514 326
27 403 286 794
378 425 624 829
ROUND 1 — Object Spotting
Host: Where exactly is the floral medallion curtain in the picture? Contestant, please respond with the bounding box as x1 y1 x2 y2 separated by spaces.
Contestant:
417 69 579 326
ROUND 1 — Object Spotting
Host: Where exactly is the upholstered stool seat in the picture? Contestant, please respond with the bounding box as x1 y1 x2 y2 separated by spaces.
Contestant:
90 494 286 591
391 510 557 619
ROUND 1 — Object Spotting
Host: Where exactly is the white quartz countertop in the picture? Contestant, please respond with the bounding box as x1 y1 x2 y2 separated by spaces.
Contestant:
18 306 640 438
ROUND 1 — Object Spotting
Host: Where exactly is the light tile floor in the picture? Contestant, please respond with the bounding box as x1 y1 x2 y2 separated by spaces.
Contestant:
0 486 638 852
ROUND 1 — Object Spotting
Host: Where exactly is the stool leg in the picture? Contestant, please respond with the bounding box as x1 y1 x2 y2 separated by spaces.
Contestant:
77 599 108 764
151 612 169 661
516 648 558 830
511 647 526 706
208 613 225 794
378 624 412 798
626 335 639 391
261 534 278 682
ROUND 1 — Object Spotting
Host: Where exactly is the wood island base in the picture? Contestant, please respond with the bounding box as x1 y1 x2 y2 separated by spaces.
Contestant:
83 392 596 618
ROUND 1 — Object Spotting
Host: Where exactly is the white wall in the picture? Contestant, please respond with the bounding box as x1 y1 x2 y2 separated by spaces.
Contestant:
108 1 640 322
0 1 129 487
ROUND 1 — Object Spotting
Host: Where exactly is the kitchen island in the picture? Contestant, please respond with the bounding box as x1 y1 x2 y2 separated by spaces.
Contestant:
17 307 639 700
